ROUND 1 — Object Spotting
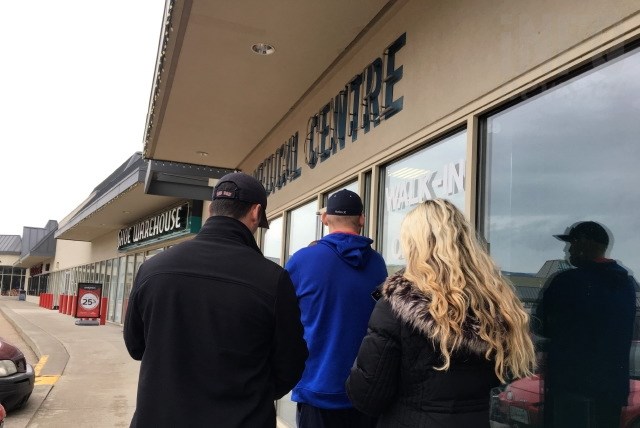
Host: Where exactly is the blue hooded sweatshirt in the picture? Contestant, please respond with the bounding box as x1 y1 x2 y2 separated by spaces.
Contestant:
285 232 387 409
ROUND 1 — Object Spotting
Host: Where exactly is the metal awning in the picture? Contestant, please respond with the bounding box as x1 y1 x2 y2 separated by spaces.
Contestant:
144 159 235 200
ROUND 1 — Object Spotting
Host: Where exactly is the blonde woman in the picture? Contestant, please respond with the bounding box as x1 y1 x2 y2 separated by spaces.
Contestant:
346 199 536 427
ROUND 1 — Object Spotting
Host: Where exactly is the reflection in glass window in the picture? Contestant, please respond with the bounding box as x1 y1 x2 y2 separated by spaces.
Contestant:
483 48 640 285
263 217 283 265
484 47 640 428
380 130 467 273
286 201 317 262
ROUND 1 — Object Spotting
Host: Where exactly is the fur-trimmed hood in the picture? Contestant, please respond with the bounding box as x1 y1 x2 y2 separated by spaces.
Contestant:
382 271 496 358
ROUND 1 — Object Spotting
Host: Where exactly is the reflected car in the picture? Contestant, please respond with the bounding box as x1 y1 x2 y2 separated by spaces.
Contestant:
0 338 34 411
491 377 640 428
490 341 640 427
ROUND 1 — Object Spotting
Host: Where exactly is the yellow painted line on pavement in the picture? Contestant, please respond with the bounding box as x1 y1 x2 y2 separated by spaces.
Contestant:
33 355 60 385
34 355 48 376
35 375 59 386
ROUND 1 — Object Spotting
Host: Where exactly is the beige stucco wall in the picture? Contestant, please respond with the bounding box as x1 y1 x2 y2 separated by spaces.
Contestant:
90 231 121 263
239 0 640 217
0 254 20 266
51 239 92 271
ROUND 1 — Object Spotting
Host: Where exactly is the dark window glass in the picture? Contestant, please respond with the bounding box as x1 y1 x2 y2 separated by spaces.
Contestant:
484 46 640 427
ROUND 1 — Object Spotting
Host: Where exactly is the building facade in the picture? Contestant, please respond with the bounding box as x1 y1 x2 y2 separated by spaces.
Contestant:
141 1 640 425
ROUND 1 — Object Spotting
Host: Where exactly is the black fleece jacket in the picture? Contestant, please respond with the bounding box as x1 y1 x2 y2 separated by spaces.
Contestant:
124 216 308 428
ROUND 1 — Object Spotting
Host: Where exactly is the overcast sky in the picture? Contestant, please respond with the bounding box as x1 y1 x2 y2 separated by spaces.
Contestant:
0 1 165 236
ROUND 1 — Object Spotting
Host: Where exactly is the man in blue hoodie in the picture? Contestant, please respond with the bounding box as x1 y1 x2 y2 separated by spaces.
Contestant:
537 221 636 428
286 189 387 428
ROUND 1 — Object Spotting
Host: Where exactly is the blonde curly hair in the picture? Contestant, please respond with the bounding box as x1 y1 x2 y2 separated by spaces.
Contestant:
400 198 536 382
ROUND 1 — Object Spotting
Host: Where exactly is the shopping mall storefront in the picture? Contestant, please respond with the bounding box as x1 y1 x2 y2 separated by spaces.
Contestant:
47 200 203 324
27 1 640 426
254 43 640 422
139 2 640 425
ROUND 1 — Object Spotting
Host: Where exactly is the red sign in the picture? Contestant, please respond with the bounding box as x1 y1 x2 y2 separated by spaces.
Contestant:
30 264 43 276
75 283 102 319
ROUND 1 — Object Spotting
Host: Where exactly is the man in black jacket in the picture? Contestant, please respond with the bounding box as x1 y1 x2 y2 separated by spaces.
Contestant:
124 172 308 428
537 221 636 428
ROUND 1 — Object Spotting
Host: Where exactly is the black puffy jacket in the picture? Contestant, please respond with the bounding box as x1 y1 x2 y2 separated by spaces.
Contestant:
346 273 500 428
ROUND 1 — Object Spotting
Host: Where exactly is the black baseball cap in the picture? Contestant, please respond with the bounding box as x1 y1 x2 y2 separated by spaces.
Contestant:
212 172 269 228
554 221 609 246
326 189 363 216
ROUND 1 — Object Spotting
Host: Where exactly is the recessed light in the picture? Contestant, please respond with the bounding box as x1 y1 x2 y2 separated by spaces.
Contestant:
196 151 208 157
122 211 131 214
251 43 275 55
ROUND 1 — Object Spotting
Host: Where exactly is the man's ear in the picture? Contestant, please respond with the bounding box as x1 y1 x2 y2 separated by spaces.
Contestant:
358 213 365 228
250 204 262 226
321 212 329 226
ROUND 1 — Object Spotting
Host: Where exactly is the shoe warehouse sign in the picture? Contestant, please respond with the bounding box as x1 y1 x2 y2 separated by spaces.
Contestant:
117 202 201 251
252 33 406 194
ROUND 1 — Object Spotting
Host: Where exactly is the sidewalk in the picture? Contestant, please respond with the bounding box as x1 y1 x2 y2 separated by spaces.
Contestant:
0 296 139 427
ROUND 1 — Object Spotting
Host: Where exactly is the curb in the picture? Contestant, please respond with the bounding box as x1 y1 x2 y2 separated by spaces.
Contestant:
0 303 69 377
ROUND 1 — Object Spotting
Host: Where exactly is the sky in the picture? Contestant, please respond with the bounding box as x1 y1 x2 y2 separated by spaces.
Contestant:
0 1 166 236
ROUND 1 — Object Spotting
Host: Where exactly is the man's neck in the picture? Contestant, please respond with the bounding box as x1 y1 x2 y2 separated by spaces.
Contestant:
328 229 359 235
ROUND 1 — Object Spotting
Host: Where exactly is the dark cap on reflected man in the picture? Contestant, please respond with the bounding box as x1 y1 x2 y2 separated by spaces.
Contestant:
326 189 363 216
554 221 609 246
212 172 269 228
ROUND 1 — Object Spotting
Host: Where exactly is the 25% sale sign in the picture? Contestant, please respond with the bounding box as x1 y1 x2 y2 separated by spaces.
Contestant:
75 283 103 319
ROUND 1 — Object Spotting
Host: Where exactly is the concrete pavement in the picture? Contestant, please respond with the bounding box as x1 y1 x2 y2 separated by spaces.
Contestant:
0 296 139 427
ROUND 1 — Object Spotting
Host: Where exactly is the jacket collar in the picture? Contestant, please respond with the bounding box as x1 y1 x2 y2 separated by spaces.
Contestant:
197 216 262 254
382 271 494 357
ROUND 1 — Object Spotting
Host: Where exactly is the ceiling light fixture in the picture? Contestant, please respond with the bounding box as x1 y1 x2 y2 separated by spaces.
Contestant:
196 151 208 157
251 43 275 55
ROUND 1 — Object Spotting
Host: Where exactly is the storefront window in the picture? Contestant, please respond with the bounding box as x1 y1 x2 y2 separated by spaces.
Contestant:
84 264 91 283
483 48 640 287
1 267 26 295
261 216 296 428
1 271 11 295
108 259 118 321
380 130 467 274
263 217 283 265
113 256 126 323
70 268 78 295
484 47 640 427
119 255 137 322
103 260 111 302
97 261 105 288
79 265 86 283
88 263 97 282
286 201 317 262
145 247 164 259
